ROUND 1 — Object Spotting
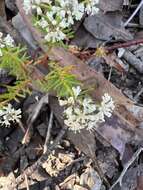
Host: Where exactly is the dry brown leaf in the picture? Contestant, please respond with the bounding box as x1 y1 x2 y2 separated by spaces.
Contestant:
103 53 126 73
136 176 143 190
80 167 102 190
84 12 133 41
73 184 88 190
99 0 123 12
59 174 77 189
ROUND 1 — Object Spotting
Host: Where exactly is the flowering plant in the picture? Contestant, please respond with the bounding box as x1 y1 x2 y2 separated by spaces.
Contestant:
59 86 115 132
0 1 115 132
23 0 99 44
0 32 30 109
0 32 14 56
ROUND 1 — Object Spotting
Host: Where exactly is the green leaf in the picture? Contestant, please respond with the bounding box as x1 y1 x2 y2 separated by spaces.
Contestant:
0 46 29 80
36 64 80 97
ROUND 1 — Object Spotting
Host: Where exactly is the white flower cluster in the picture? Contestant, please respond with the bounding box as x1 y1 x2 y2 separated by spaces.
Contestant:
85 0 99 15
59 86 115 132
23 0 32 14
0 32 14 56
23 0 99 43
23 0 42 14
0 104 22 127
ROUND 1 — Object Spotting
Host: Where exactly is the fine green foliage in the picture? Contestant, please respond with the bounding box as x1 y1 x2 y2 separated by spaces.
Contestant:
0 41 79 107
0 45 31 107
0 80 30 108
0 46 29 80
37 63 80 97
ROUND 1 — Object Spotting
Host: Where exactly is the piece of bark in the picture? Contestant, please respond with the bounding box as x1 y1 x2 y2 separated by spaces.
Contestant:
136 176 143 190
99 0 123 12
84 12 133 41
0 16 24 44
139 5 143 26
5 0 18 14
123 50 143 73
0 0 6 18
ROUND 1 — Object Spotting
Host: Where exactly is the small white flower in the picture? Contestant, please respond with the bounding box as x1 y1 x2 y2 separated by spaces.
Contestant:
0 32 3 38
0 43 5 48
67 97 75 105
65 119 85 131
72 2 84 20
85 0 99 15
52 20 57 26
83 98 96 114
29 0 100 43
0 49 3 56
0 33 15 57
99 93 115 118
59 10 66 18
65 106 73 116
59 99 68 106
72 86 81 98
0 104 22 127
37 18 49 28
23 0 32 14
36 7 42 15
3 34 14 47
44 27 66 43
59 19 68 28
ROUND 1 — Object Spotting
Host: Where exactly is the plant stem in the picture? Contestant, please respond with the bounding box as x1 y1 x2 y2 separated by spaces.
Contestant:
124 0 143 27
106 38 143 51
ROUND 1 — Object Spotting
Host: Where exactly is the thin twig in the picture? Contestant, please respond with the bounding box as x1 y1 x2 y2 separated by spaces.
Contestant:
134 87 143 102
29 93 49 124
108 67 113 81
0 0 6 18
22 93 49 144
106 38 143 51
44 111 53 153
109 147 143 190
18 120 26 133
24 173 30 190
124 0 143 27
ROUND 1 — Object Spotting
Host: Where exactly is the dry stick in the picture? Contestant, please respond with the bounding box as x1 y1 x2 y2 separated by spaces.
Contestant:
109 147 143 190
0 0 6 18
134 87 143 102
22 93 49 144
126 23 143 29
24 173 30 190
43 111 53 154
106 38 143 51
18 120 26 133
108 67 113 81
124 0 143 27
29 93 49 124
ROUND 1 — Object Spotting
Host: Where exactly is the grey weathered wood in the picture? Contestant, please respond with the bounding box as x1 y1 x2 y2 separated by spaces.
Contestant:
0 0 6 18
